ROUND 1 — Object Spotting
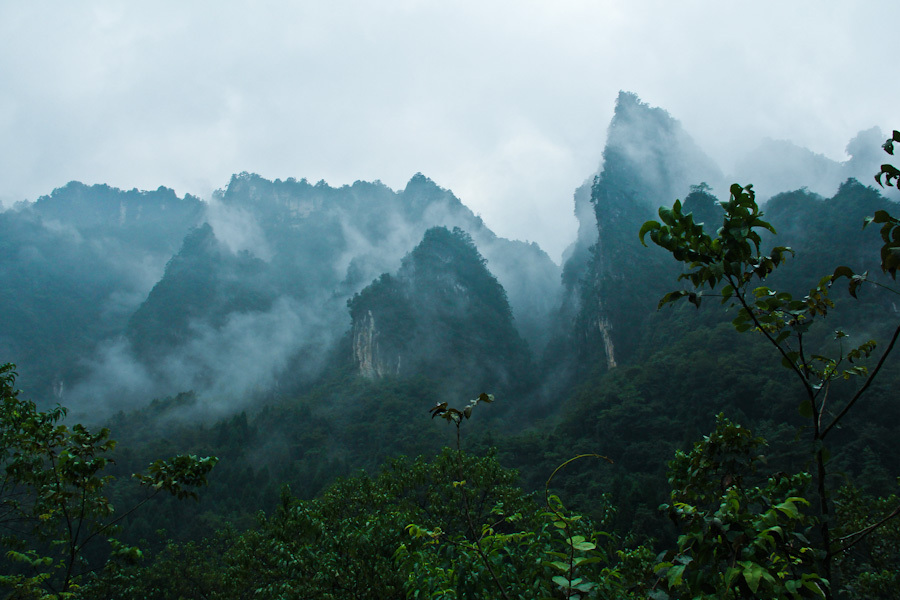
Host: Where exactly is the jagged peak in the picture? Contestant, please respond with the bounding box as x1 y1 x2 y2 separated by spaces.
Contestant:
405 172 435 189
594 92 723 210
402 226 486 277
608 91 676 141
402 173 461 203
176 222 220 256
402 172 451 200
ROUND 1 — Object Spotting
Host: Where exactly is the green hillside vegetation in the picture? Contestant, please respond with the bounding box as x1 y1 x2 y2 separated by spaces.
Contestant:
127 224 277 361
3 96 900 598
348 226 534 398
0 184 204 399
5 155 900 596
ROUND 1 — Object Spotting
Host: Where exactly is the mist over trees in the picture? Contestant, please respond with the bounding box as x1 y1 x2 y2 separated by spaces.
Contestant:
2 92 899 598
3 171 560 417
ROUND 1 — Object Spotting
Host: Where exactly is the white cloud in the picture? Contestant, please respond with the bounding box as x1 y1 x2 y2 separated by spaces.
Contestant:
1 1 898 261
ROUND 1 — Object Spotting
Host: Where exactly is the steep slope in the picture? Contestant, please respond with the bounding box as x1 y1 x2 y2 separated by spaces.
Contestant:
216 172 561 352
0 183 204 400
348 227 533 399
75 173 559 412
549 92 724 380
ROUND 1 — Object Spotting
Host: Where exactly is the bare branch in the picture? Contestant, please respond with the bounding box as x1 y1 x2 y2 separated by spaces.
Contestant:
822 323 900 439
830 502 900 557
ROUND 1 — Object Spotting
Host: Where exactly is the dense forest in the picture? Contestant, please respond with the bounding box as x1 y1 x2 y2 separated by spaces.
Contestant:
2 94 900 599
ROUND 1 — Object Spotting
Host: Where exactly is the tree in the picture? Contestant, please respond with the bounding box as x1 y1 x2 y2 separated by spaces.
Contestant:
0 363 217 598
639 172 899 598
653 415 826 599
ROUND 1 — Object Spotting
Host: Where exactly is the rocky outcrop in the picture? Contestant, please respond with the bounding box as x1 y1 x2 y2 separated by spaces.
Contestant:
596 314 617 370
553 92 722 373
348 227 534 397
352 310 401 378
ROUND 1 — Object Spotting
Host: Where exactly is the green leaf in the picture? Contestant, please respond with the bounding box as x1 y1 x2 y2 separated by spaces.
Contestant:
774 499 800 519
546 560 570 572
667 564 686 588
658 290 688 309
572 541 596 551
573 556 606 567
742 564 764 594
720 284 734 302
803 579 827 598
639 221 662 246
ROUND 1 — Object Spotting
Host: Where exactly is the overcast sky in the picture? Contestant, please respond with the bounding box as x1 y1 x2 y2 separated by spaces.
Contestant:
2 1 898 262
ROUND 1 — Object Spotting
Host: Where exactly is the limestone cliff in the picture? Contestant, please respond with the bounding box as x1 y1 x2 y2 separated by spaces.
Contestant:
553 92 723 373
352 309 402 379
348 227 533 397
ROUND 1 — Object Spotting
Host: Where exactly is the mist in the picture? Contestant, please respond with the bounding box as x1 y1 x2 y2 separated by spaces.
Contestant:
65 297 330 422
5 87 898 424
2 3 898 263
17 171 562 421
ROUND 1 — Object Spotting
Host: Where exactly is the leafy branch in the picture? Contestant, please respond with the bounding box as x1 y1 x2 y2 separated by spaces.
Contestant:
640 175 900 597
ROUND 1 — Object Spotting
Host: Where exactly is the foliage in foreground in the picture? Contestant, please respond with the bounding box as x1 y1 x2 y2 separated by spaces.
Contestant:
0 363 217 599
87 447 651 599
5 135 900 599
637 137 900 597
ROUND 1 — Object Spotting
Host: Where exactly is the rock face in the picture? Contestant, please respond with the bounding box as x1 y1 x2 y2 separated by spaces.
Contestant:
348 227 533 398
552 92 723 375
352 310 402 379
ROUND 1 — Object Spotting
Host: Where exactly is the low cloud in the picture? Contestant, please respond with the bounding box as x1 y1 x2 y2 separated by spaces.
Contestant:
67 296 341 422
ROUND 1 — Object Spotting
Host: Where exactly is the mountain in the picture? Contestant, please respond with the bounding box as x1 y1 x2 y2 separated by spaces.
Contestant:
3 91 896 424
213 172 562 351
2 172 560 413
733 126 900 203
0 183 204 399
549 92 724 383
348 226 533 399
127 224 277 362
27 181 205 253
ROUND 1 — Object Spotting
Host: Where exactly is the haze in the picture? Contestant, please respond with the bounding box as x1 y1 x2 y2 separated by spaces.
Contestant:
1 1 897 261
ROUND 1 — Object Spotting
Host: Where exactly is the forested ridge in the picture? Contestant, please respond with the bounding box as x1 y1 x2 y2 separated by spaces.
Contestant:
2 97 900 598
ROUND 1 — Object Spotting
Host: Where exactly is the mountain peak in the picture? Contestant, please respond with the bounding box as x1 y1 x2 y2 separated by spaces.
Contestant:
348 226 531 396
599 92 723 210
402 172 446 197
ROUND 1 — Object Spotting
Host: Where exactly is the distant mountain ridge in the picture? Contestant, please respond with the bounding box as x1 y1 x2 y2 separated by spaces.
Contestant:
0 183 205 399
1 171 560 412
1 91 896 420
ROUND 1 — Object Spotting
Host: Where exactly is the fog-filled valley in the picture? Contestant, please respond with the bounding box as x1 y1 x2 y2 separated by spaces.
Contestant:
4 92 900 598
